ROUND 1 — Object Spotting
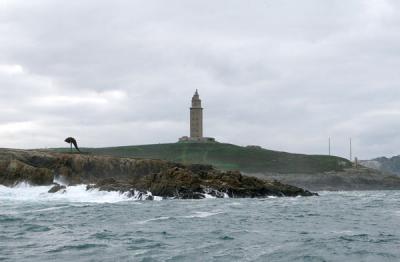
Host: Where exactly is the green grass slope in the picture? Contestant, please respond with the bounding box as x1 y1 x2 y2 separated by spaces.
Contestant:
57 142 351 174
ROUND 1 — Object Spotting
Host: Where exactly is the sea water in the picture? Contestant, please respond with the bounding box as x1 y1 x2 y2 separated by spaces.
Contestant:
0 184 400 262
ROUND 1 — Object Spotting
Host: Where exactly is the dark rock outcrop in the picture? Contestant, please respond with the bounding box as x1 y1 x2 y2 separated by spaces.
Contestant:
87 168 317 198
0 149 316 198
48 183 66 193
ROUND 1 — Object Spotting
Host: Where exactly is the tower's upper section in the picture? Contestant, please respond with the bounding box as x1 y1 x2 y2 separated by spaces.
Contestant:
191 89 202 108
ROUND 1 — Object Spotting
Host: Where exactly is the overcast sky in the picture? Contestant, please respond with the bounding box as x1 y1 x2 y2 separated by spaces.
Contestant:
1 0 400 159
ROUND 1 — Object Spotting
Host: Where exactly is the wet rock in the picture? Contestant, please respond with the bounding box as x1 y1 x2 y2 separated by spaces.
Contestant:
126 190 154 200
48 183 66 193
88 167 317 199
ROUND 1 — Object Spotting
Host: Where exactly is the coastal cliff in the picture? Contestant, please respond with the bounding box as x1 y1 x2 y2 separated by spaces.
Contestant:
0 149 316 198
53 143 400 191
360 156 400 176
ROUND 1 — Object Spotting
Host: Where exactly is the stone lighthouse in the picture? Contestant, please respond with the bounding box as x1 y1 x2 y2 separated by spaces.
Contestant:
179 90 215 143
190 89 203 138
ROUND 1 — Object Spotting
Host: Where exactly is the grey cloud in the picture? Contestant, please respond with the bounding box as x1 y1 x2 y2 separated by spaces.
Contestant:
1 0 400 159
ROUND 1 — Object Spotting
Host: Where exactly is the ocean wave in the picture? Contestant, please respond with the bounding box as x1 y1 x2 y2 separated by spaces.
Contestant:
182 211 224 218
137 216 173 224
29 206 70 213
137 211 224 224
47 243 108 253
0 183 137 204
0 182 231 203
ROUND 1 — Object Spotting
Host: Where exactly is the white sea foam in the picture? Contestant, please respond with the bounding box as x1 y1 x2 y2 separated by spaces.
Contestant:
30 206 70 213
182 211 224 218
329 230 354 235
203 193 217 199
153 196 163 201
138 211 224 224
0 183 141 203
137 216 171 224
53 175 69 186
0 182 230 203
201 188 230 199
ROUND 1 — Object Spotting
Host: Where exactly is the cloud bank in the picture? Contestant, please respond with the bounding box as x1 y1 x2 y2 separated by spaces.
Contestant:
1 0 400 159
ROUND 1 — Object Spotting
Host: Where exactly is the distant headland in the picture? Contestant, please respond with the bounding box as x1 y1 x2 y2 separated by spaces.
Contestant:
2 91 400 196
48 141 400 191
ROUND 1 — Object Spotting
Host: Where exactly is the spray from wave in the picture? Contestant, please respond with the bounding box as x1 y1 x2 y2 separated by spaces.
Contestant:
0 182 227 203
0 174 231 203
0 182 158 203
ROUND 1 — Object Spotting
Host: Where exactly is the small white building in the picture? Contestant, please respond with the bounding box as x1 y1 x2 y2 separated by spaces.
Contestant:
179 90 216 143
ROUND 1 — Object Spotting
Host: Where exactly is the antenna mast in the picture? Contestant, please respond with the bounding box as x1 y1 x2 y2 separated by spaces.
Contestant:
328 137 331 156
349 138 352 161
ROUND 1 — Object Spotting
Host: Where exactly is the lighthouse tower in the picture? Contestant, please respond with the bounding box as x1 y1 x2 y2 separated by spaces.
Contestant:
179 90 215 143
190 89 203 138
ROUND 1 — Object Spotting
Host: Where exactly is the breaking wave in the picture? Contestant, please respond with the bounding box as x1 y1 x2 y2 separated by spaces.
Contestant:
0 182 155 204
137 211 225 224
0 182 229 204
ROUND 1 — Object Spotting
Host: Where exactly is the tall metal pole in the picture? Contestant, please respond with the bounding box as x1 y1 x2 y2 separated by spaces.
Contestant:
328 137 331 156
349 138 352 162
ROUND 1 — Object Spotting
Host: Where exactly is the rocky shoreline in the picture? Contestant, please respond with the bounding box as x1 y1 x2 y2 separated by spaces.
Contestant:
247 167 400 191
0 149 316 199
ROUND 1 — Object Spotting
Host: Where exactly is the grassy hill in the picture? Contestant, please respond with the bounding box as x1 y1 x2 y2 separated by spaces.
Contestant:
56 142 351 174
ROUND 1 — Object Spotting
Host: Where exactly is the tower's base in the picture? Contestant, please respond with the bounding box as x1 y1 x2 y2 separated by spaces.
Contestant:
178 136 216 143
